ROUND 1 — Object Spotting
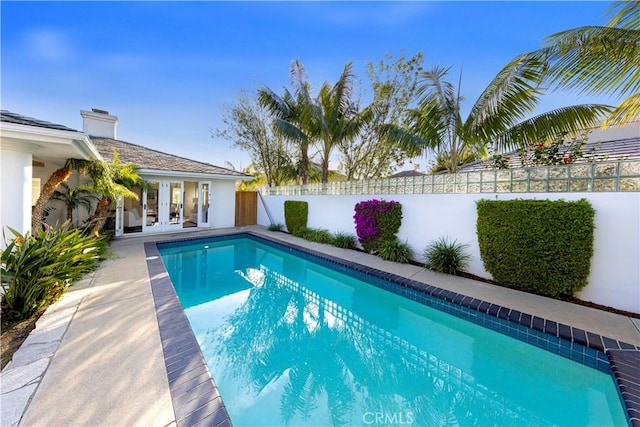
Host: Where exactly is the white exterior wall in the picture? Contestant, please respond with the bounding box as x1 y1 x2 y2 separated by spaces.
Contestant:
210 180 237 228
33 164 89 228
0 148 33 236
259 192 640 314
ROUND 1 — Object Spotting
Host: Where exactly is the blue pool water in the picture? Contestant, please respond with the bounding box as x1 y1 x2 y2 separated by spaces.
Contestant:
159 237 627 426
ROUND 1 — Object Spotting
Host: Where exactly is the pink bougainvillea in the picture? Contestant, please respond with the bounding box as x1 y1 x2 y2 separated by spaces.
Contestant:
353 199 402 252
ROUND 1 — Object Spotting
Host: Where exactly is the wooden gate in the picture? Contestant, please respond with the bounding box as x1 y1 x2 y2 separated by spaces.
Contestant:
235 191 258 226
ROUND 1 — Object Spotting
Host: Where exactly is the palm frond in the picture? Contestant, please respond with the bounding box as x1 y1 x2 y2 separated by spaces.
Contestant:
258 87 293 119
408 102 450 151
466 54 545 143
382 121 430 157
274 118 309 144
331 62 356 114
494 104 612 151
607 1 640 30
290 59 312 102
540 26 640 97
416 66 455 105
602 92 640 127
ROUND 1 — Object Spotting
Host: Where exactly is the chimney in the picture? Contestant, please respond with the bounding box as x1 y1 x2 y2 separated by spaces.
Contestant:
80 108 118 139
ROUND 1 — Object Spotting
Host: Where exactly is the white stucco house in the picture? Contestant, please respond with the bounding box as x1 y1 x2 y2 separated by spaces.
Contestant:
0 109 252 240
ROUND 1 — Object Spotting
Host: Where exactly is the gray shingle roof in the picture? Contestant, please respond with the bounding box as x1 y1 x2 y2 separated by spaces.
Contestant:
391 170 426 178
90 137 250 178
0 110 78 132
457 137 640 172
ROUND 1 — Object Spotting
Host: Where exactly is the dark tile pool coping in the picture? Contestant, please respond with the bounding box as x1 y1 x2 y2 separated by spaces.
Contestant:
146 231 640 427
145 242 232 427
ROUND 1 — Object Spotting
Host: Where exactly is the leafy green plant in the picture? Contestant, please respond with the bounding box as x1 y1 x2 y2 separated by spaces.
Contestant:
284 200 308 235
292 226 310 239
378 239 413 263
331 231 357 249
476 198 595 298
424 237 471 275
268 223 283 231
1 226 108 318
51 182 99 222
300 228 333 244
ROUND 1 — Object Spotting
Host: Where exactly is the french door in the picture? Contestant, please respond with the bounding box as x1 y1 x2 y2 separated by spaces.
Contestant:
141 180 182 232
198 182 211 227
142 181 161 232
120 179 209 234
166 181 183 231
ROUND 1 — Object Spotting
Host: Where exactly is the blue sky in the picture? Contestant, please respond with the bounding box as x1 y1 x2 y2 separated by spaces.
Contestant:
1 1 620 172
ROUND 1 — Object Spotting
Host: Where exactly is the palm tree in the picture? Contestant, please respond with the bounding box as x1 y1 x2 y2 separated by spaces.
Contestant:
80 152 146 234
307 62 370 183
50 182 99 225
31 158 91 233
259 60 314 185
404 56 611 173
532 1 639 127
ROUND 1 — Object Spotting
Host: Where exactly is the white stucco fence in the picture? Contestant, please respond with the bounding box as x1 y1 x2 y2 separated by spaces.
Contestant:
258 192 640 314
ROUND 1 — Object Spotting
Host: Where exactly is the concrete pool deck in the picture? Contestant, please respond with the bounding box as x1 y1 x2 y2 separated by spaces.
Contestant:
2 226 639 426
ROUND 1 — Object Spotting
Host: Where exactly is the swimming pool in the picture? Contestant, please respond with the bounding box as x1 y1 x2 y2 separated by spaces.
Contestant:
153 233 633 426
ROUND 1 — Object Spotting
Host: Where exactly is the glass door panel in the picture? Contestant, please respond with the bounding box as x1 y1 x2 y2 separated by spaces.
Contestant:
199 182 210 227
167 181 183 230
143 181 161 232
184 181 198 228
124 187 144 234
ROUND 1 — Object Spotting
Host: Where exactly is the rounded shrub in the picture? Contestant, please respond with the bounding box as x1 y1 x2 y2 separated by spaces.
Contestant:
424 237 471 275
476 198 595 298
284 200 308 235
267 223 283 231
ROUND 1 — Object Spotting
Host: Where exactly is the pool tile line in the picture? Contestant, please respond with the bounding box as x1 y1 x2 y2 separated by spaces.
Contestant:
153 231 640 426
240 231 640 356
156 231 640 356
243 232 640 425
608 350 640 427
144 242 232 427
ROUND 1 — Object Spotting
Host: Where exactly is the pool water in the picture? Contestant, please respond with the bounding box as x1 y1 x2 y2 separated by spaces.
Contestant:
160 237 627 426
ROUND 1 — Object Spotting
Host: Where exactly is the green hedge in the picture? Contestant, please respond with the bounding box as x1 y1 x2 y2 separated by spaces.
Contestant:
284 200 308 235
476 198 595 298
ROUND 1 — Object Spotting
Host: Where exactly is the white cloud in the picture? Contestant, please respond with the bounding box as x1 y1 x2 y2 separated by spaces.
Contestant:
24 28 75 61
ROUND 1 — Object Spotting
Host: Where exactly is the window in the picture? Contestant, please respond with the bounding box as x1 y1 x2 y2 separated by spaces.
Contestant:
31 178 41 205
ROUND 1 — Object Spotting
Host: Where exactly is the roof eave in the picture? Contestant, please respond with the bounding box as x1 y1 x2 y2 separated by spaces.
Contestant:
0 122 103 161
137 168 254 181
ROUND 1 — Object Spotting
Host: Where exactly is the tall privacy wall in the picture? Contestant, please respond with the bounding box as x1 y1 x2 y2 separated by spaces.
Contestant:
258 160 640 314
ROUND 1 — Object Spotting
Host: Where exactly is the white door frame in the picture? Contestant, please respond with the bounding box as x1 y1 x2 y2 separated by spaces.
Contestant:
114 197 124 237
198 181 211 227
143 181 162 233
165 181 183 231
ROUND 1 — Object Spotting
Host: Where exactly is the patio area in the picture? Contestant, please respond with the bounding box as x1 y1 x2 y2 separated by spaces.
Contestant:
2 226 639 427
